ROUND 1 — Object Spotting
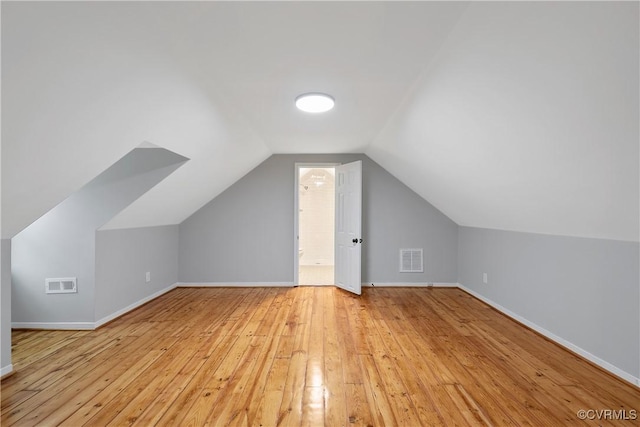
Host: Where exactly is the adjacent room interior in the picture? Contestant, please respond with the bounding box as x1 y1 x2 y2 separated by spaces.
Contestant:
297 166 336 286
1 1 638 426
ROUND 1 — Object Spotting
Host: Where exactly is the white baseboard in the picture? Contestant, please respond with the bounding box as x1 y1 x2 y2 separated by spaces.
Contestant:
362 282 457 287
177 282 294 287
1 364 13 377
458 283 640 388
11 321 95 330
94 283 178 328
13 284 179 330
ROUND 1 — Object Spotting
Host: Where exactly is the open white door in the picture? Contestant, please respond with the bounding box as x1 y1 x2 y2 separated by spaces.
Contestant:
335 161 362 295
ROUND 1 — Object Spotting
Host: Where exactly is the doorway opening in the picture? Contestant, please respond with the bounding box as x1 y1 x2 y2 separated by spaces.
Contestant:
295 164 337 285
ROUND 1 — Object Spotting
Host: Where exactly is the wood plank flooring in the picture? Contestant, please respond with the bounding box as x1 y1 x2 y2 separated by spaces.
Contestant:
1 287 638 426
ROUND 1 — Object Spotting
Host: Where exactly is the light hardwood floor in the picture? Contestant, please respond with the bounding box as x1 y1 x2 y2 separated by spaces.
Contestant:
1 287 638 426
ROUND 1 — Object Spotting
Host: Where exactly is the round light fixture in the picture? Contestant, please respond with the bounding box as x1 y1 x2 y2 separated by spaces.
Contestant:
295 93 335 113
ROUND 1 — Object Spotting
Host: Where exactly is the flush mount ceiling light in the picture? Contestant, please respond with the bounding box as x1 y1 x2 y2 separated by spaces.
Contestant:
295 93 335 113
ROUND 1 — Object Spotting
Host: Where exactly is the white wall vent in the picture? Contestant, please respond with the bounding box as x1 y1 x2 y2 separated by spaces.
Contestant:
45 277 77 294
400 249 423 273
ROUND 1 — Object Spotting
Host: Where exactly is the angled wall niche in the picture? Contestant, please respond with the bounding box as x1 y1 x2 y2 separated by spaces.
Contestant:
11 145 188 326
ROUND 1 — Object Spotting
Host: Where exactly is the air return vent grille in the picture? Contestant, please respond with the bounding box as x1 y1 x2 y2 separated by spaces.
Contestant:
400 249 423 273
45 277 77 294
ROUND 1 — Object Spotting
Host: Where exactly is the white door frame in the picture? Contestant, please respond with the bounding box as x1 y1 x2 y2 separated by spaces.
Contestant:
294 162 340 286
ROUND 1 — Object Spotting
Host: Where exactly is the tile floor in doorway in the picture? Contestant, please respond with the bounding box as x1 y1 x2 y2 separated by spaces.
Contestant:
299 265 334 285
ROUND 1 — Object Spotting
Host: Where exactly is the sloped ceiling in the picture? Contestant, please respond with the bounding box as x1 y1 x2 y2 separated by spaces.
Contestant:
2 2 638 242
368 2 639 242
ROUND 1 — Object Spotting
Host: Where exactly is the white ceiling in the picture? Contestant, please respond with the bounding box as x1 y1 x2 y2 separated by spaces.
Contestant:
369 2 639 242
2 2 638 242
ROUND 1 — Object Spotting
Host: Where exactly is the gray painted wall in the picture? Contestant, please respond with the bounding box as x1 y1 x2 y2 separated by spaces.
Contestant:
458 226 640 380
95 225 179 321
1 240 12 373
179 154 458 284
12 147 187 324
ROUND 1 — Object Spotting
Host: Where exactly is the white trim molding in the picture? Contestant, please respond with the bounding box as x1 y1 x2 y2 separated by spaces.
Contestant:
458 283 640 388
177 282 294 288
11 321 94 330
1 364 14 378
362 282 457 287
13 283 179 330
94 283 178 328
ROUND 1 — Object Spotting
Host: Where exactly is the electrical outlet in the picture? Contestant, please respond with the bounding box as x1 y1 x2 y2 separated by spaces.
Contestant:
145 272 151 283
482 273 488 284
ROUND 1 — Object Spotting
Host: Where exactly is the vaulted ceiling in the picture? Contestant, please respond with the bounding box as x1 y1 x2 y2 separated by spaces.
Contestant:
2 2 638 242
